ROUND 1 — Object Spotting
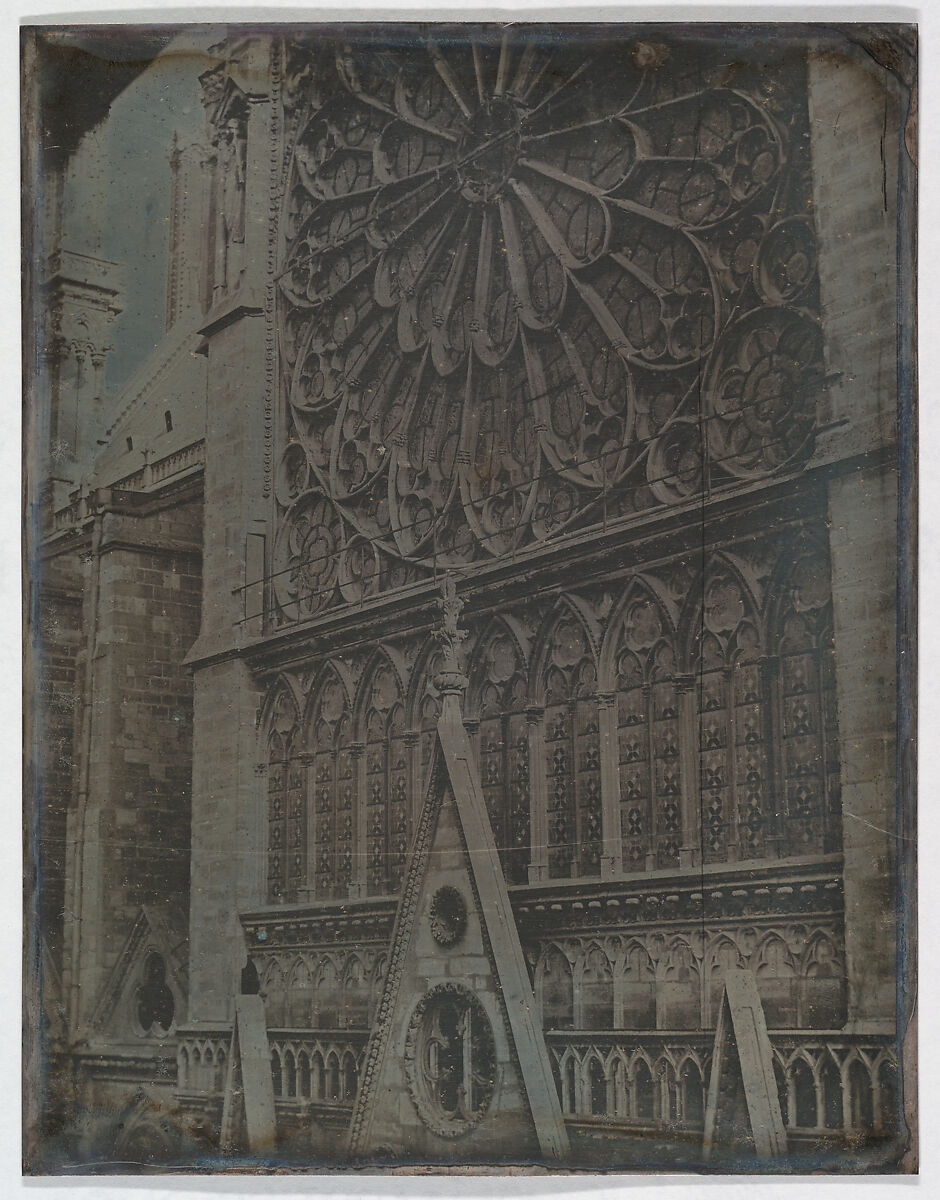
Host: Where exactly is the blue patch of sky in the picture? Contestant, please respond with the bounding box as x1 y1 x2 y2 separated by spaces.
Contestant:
64 34 214 397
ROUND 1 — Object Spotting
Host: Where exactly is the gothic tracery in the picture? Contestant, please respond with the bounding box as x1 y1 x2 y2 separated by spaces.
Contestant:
273 32 824 623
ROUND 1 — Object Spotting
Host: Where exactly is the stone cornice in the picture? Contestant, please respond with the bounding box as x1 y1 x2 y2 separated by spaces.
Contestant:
511 857 844 935
235 468 833 677
239 897 397 952
234 857 843 951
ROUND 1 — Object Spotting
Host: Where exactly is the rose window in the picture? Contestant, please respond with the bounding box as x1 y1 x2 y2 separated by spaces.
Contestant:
404 983 497 1137
276 31 823 621
429 885 468 947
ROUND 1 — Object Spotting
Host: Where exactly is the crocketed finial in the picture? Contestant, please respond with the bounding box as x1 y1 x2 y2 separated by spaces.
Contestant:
433 575 468 696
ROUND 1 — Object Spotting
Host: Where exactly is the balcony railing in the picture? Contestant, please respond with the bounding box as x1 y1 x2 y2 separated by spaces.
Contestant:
545 1030 898 1138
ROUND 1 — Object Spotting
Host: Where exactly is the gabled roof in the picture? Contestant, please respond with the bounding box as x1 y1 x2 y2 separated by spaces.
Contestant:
90 318 207 490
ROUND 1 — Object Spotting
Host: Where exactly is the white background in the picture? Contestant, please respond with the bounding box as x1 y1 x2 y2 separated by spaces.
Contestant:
5 3 931 1197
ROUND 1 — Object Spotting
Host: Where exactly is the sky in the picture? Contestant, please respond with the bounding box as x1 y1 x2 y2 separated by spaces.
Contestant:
62 31 215 395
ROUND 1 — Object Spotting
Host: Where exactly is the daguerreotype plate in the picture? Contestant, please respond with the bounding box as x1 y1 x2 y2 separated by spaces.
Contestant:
22 19 916 1176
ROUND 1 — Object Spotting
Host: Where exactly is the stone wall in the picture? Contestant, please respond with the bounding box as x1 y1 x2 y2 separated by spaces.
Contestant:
33 565 84 967
64 489 203 1031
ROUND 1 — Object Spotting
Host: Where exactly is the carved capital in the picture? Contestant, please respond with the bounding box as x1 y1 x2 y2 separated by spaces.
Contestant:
674 674 696 696
434 669 468 698
596 691 617 710
525 705 544 726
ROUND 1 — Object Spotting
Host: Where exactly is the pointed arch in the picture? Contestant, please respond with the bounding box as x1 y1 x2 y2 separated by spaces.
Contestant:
354 645 409 733
765 529 833 649
536 944 574 1031
466 616 531 884
284 1049 297 1098
261 679 304 903
467 614 531 714
261 959 287 1028
600 574 678 688
357 650 409 895
585 1052 608 1117
258 673 305 743
580 944 614 1030
683 560 769 865
287 956 314 1027
562 1052 578 1115
314 957 341 1030
302 658 355 737
343 954 369 1028
325 1051 341 1103
706 937 744 1027
772 538 841 858
407 637 444 801
846 1057 874 1131
405 635 444 730
801 932 846 1028
530 597 599 704
534 600 601 878
820 1053 843 1130
298 1049 312 1099
607 578 683 872
306 660 354 899
342 1050 359 1103
620 941 656 1030
653 1056 678 1124
660 939 700 1030
633 1054 655 1121
754 933 798 1029
790 1055 817 1128
311 1049 326 1101
611 1053 629 1118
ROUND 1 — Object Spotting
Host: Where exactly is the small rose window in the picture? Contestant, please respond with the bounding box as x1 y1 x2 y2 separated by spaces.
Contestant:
428 886 467 947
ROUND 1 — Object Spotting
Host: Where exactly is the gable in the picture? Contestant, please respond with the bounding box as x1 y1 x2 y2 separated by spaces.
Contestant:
90 906 188 1043
347 692 568 1164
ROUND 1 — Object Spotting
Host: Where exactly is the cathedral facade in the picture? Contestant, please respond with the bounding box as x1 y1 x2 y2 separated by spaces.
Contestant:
26 25 915 1172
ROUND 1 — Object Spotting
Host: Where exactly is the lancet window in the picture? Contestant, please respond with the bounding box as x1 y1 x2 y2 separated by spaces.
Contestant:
362 661 409 895
474 629 530 885
542 616 602 879
311 673 353 900
693 572 768 865
260 542 843 905
614 594 682 871
265 690 303 903
776 552 841 857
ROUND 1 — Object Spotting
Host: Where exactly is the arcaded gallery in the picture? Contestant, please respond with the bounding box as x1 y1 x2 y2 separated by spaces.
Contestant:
25 24 914 1172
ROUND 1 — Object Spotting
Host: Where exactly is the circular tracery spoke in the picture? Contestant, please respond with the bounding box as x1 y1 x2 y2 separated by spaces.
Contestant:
275 32 818 612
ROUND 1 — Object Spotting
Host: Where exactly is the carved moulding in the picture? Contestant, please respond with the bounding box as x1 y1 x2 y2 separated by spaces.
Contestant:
403 981 497 1139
